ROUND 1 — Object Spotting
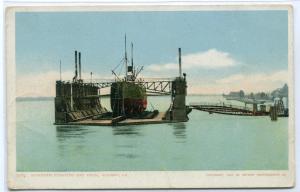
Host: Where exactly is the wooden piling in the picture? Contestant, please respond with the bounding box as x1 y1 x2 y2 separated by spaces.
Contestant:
270 106 278 121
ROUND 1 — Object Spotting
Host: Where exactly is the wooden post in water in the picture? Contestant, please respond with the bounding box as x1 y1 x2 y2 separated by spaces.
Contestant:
270 106 278 121
253 103 257 115
70 83 73 111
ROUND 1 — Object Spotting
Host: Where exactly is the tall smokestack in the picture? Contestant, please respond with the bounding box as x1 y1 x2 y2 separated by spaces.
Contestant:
75 50 78 79
79 52 81 79
178 48 182 78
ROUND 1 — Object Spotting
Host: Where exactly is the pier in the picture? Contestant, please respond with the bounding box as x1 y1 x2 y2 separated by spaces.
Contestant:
190 102 266 116
190 99 288 119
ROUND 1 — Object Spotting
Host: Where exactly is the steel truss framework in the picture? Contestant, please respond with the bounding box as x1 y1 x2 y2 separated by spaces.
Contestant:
88 80 172 95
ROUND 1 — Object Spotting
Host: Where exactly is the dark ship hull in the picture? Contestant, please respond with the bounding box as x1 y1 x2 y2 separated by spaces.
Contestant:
111 81 147 117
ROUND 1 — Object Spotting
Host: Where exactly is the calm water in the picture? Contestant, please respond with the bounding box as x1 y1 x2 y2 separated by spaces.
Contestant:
16 95 288 171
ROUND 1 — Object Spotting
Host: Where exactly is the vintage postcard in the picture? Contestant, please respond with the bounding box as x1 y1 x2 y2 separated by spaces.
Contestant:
6 4 294 189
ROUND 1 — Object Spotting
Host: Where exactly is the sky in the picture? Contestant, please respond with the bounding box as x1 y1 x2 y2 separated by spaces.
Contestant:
15 10 289 97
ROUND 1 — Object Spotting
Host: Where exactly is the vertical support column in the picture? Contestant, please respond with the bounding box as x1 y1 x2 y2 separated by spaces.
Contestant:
164 48 189 122
165 77 188 122
171 77 188 121
55 81 68 123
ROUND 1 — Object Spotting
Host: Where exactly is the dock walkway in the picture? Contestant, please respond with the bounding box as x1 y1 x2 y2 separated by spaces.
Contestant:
189 102 259 116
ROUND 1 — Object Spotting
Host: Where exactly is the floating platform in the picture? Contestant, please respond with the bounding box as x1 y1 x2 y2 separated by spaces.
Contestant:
190 103 268 116
55 112 175 126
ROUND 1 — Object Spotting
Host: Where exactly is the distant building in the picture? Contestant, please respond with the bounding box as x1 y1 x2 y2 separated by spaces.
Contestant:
228 90 245 98
252 92 270 100
271 83 288 98
224 84 288 102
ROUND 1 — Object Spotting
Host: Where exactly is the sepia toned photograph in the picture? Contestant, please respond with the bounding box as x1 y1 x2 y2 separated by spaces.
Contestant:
6 4 294 189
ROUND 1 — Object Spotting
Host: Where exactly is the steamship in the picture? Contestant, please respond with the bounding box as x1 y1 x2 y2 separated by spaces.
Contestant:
110 36 147 117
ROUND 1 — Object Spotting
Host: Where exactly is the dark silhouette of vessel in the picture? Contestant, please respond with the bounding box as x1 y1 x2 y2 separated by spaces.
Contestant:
110 36 147 117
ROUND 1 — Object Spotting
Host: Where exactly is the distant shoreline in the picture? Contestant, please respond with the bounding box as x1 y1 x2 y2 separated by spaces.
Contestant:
16 94 223 101
16 97 54 101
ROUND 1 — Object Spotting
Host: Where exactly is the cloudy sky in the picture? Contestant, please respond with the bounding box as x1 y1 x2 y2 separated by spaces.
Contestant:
16 10 288 97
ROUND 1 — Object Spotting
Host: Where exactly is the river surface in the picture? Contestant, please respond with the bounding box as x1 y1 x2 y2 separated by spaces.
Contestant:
16 95 288 171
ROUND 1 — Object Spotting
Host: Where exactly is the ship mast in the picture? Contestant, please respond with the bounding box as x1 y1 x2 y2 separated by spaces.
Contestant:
124 34 128 81
130 42 135 81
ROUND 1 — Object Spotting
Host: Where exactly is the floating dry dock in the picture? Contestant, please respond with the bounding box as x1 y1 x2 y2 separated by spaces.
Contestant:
55 75 189 126
55 75 190 126
55 48 191 126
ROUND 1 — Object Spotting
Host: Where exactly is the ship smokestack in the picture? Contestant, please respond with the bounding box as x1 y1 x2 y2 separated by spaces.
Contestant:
75 50 78 80
131 43 133 68
79 52 81 80
178 48 182 78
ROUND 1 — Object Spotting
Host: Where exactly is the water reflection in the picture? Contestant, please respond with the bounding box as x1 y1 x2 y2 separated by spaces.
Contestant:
115 144 135 148
116 153 138 159
56 125 95 158
171 123 187 142
56 126 93 141
112 126 142 159
112 126 142 136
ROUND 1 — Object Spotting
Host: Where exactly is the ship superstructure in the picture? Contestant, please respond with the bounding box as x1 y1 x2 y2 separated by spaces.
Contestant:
110 36 147 117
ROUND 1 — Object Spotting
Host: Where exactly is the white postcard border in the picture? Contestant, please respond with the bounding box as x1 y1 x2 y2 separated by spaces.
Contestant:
6 4 295 189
